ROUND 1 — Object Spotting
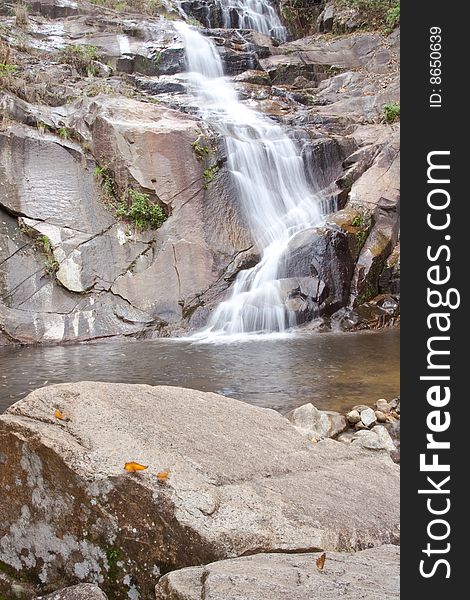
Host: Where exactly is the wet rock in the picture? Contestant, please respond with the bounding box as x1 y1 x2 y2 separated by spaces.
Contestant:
233 69 271 86
155 545 400 600
360 407 377 427
0 382 399 597
38 584 108 600
279 225 355 317
349 135 400 305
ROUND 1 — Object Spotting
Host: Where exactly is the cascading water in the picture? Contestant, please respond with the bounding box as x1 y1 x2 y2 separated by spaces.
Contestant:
176 20 323 340
217 0 287 40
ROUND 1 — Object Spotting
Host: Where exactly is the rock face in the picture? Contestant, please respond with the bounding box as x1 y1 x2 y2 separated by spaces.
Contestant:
0 3 400 343
0 382 399 598
155 545 400 600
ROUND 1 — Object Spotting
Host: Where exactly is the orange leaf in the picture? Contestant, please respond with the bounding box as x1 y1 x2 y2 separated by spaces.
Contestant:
156 469 170 483
124 461 148 473
316 552 326 571
55 409 66 421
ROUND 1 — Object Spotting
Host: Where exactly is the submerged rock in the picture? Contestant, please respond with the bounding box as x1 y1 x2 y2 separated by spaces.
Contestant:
0 382 399 598
155 545 400 600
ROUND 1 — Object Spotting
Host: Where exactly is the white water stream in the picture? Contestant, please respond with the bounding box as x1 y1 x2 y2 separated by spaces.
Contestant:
176 17 322 340
217 0 287 40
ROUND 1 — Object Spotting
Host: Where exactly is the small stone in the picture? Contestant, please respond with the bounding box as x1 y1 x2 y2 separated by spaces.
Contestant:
376 399 392 414
360 408 377 428
375 410 388 423
347 409 361 424
355 421 368 430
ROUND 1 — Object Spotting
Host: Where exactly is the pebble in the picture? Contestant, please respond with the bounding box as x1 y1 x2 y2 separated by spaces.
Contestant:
376 398 392 414
360 408 377 428
375 410 388 423
346 409 361 424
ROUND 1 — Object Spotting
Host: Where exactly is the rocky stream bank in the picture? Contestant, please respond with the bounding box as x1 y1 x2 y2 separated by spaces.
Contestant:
0 381 399 599
1 0 400 344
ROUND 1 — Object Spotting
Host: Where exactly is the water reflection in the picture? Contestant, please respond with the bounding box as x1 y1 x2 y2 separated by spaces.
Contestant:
0 330 399 414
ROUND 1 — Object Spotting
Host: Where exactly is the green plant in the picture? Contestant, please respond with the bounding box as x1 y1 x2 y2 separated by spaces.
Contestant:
36 120 48 134
60 44 99 76
383 102 400 124
35 234 52 254
57 126 68 140
0 63 17 77
351 214 365 228
116 189 166 230
192 139 211 161
203 165 219 189
33 234 60 276
386 2 400 29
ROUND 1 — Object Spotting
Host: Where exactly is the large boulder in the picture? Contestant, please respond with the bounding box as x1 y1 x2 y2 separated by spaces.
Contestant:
0 383 399 598
155 545 400 600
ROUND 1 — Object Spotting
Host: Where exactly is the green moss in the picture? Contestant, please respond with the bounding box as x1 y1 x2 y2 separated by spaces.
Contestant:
106 546 123 582
386 2 400 30
351 213 371 249
383 102 400 124
34 235 59 275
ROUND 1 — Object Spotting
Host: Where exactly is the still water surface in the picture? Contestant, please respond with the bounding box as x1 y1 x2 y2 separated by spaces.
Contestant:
0 329 399 414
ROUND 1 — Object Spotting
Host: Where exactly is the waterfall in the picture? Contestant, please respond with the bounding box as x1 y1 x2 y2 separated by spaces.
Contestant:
217 0 287 41
175 21 322 340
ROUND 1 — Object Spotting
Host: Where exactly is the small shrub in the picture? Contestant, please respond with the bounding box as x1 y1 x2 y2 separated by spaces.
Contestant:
192 139 211 161
383 102 400 124
351 214 365 228
386 2 400 30
116 189 166 230
14 3 29 28
60 45 99 76
33 234 60 275
57 127 68 140
203 165 219 189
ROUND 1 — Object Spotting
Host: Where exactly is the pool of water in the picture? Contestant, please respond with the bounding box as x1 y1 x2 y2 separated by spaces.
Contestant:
0 329 399 414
